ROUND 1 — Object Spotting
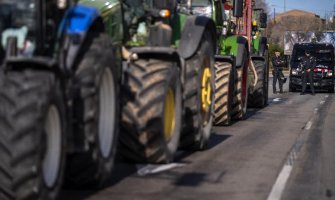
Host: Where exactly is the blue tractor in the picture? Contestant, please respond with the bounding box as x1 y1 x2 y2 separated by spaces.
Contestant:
0 0 120 199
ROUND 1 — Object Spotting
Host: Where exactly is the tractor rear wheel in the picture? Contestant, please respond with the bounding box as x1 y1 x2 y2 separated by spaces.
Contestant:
65 33 119 188
180 31 214 150
232 50 248 120
248 60 266 108
213 61 234 126
0 70 65 200
120 59 182 163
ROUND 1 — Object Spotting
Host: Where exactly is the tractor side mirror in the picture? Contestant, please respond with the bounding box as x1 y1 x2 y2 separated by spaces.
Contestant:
260 13 267 28
233 0 243 17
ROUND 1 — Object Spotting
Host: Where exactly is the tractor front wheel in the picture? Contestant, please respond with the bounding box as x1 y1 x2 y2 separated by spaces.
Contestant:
65 33 119 188
180 31 215 150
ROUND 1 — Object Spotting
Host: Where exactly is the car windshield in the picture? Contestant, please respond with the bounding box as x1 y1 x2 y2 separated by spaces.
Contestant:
0 0 36 56
293 47 333 62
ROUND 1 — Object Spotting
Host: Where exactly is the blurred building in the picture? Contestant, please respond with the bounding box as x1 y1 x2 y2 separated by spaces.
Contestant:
268 9 326 47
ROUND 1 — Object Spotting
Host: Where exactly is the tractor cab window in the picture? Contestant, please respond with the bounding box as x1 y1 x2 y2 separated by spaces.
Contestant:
0 0 36 56
192 0 212 18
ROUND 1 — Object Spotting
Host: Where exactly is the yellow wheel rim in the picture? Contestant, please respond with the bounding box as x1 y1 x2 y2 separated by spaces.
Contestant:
201 67 211 114
164 88 175 141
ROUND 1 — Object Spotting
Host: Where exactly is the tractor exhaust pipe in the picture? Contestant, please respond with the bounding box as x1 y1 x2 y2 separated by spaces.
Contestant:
187 0 192 10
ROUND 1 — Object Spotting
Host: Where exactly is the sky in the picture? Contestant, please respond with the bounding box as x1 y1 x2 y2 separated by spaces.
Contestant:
267 0 335 19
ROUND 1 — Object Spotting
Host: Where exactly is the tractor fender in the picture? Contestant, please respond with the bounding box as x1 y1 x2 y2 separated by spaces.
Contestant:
236 36 248 68
215 54 236 85
178 15 216 59
214 55 236 65
62 5 103 71
127 47 185 85
258 37 267 56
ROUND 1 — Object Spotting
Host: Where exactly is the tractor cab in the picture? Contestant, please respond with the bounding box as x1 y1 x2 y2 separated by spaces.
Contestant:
191 0 213 17
0 0 36 59
0 0 70 62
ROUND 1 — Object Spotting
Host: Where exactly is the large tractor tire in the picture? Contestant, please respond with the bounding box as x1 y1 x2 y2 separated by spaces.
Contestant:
213 61 234 126
232 50 249 120
180 32 214 150
65 33 119 188
248 59 266 108
120 59 182 163
0 70 66 200
0 73 12 200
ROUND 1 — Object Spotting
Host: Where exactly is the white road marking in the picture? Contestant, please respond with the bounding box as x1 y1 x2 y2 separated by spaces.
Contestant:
304 121 312 130
267 165 293 200
136 163 186 176
273 98 281 102
268 92 325 200
325 95 329 98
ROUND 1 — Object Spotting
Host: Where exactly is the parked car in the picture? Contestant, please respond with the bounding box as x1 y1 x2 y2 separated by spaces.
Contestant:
289 43 335 93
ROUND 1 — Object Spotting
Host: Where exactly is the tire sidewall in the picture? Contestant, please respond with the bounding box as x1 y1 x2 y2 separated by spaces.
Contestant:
95 64 119 168
40 78 66 200
163 65 182 160
197 33 214 148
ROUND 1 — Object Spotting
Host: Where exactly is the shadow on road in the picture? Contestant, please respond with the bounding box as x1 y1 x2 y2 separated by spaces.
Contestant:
207 133 231 149
174 172 207 186
60 131 232 200
60 161 137 200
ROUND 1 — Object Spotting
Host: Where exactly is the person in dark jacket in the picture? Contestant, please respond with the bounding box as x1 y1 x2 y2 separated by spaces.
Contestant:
272 51 285 93
300 50 316 95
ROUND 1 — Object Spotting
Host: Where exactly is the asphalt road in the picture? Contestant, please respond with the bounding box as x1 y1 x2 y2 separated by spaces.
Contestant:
60 77 335 200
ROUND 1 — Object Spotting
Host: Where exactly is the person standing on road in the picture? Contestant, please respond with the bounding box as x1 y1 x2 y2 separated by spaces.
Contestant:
300 50 316 95
272 51 284 93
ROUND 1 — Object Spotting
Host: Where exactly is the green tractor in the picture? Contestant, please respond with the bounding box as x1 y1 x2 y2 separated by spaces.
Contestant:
248 7 269 107
119 0 217 160
218 0 268 121
75 0 217 163
190 0 250 125
191 0 268 125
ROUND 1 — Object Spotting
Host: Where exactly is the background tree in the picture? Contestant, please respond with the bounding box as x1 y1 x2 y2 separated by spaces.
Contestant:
255 0 269 13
